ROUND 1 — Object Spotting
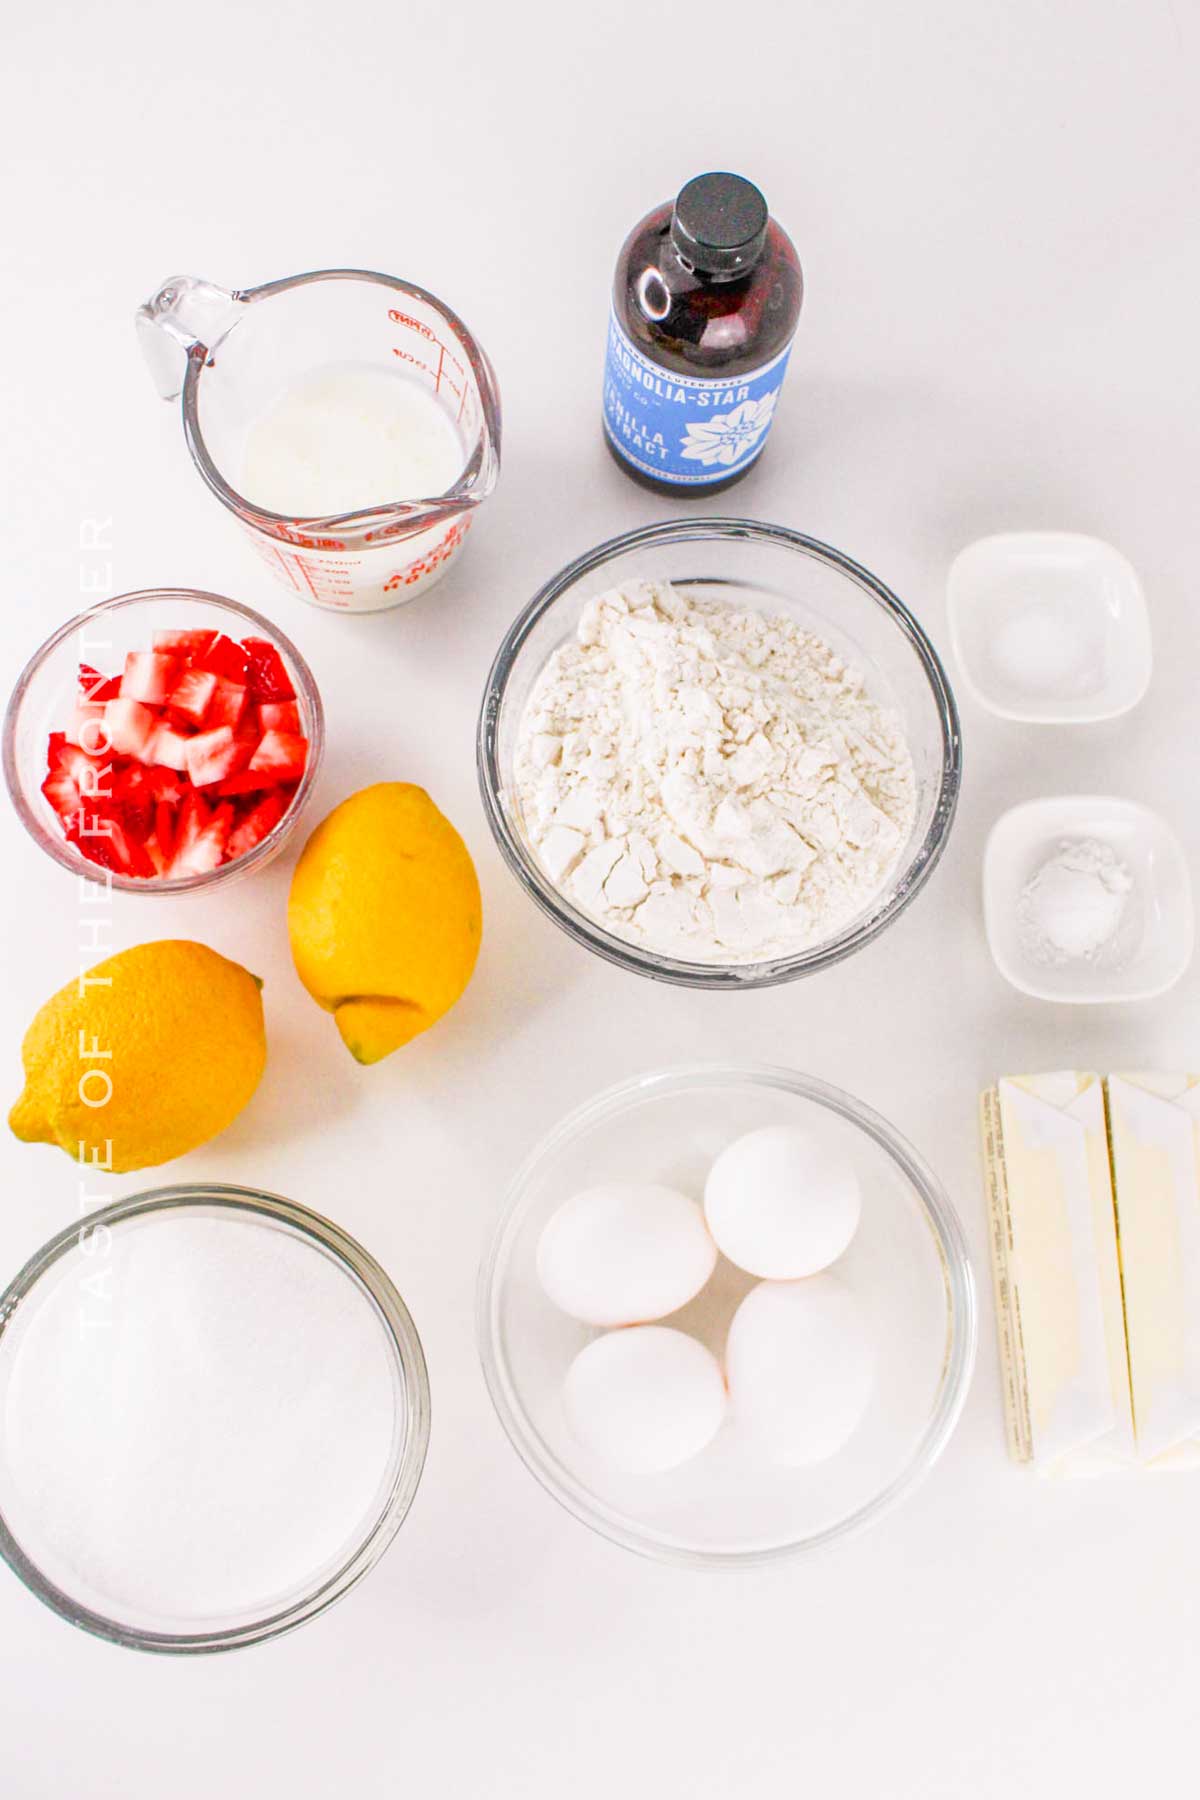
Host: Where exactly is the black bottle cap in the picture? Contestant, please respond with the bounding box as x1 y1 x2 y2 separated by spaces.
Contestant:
670 172 769 275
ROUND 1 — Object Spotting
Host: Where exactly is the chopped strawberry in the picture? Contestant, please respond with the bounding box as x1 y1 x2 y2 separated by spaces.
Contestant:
184 725 252 789
154 800 177 860
146 722 191 772
169 792 233 877
152 628 215 659
226 789 288 860
103 697 157 759
41 767 82 824
120 650 180 706
167 790 207 864
216 767 275 796
112 765 156 841
69 807 155 879
44 625 309 880
65 702 108 753
242 637 295 702
78 664 122 702
68 820 122 874
247 729 307 783
197 633 250 683
144 766 187 806
144 834 170 877
258 699 301 734
203 676 249 732
167 667 219 728
57 744 113 800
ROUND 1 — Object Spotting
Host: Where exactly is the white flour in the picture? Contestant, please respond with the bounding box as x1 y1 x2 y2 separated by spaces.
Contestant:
513 581 917 963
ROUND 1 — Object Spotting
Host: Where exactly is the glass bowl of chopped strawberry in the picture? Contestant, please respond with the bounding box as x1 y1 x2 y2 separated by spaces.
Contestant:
4 589 323 890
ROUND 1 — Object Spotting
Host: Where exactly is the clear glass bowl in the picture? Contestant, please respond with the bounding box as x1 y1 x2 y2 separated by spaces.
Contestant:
478 519 961 988
0 1186 430 1653
478 1065 976 1566
3 588 324 893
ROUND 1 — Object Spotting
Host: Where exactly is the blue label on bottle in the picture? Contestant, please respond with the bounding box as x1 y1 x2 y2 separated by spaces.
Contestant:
602 309 792 486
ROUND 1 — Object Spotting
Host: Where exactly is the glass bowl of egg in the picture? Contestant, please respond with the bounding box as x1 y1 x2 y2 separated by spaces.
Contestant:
478 518 961 988
477 1064 976 1565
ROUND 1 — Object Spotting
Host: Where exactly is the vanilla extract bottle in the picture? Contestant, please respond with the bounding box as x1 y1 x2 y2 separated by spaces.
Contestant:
602 172 803 495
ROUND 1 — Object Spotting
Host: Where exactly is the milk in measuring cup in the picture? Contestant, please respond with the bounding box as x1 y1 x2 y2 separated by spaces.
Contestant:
241 363 465 517
138 269 501 612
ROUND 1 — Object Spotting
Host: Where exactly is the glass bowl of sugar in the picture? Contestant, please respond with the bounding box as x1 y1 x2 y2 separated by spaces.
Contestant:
0 1187 429 1652
478 518 961 988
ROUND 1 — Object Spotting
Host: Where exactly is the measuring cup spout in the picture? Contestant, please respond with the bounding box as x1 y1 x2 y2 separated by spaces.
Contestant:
135 276 249 401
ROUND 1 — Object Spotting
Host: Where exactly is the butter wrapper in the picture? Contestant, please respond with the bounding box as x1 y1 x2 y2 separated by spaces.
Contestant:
981 1073 1134 1475
1106 1073 1200 1468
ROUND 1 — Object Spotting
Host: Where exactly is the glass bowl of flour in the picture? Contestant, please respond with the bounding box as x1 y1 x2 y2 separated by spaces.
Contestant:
479 519 961 986
0 1187 429 1651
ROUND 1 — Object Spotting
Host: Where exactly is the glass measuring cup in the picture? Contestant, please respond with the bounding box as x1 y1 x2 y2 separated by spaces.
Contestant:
136 270 502 614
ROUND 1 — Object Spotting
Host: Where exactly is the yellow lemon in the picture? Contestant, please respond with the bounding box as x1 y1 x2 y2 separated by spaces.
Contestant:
288 782 482 1064
9 940 266 1173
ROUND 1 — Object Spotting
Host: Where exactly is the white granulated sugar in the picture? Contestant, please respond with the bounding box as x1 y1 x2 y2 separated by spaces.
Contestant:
0 1213 400 1625
514 580 917 963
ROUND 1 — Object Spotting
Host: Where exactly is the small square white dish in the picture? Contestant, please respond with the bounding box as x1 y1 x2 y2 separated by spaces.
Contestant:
983 795 1193 1003
947 532 1152 723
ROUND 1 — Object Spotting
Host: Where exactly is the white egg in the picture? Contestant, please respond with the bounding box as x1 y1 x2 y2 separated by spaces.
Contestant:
704 1125 861 1279
563 1327 727 1474
725 1276 874 1467
536 1183 717 1326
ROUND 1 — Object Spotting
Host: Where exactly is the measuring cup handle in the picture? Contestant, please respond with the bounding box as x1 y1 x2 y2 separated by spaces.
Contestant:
135 275 248 400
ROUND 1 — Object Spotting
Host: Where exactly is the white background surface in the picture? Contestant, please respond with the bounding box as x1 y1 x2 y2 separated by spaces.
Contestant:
2 1 1197 1793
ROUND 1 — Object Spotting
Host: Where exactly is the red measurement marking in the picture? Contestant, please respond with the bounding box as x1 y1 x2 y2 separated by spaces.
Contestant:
382 515 472 592
262 518 348 552
273 546 299 593
389 312 472 422
245 530 305 598
387 309 436 340
442 347 468 404
391 348 437 379
244 526 357 603
295 555 319 603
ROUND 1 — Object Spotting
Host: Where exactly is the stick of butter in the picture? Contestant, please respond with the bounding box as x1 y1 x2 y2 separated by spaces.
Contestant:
1106 1073 1200 1469
980 1073 1134 1475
